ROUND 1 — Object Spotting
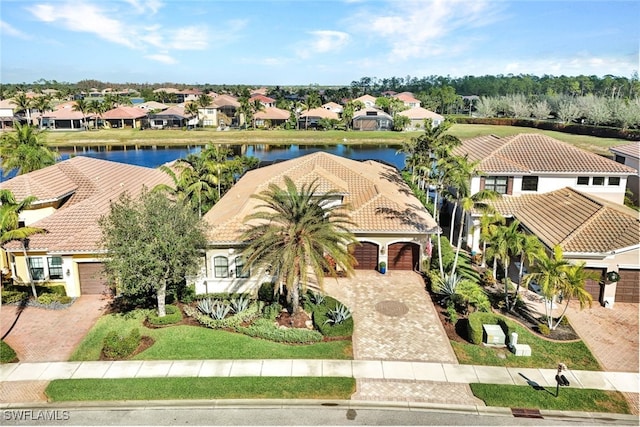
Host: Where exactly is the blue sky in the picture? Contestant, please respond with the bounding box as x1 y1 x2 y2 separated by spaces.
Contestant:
1 0 638 85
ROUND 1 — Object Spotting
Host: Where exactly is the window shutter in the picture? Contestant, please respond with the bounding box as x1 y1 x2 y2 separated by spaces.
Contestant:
480 177 486 190
507 177 514 195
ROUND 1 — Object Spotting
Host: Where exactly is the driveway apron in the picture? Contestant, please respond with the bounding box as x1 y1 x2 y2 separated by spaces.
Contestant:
324 270 482 405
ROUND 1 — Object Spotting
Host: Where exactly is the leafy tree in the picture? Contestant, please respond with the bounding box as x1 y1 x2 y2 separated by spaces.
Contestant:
0 190 47 298
556 99 581 123
0 123 59 176
392 114 410 131
240 177 357 314
530 99 551 120
475 96 498 118
99 189 207 316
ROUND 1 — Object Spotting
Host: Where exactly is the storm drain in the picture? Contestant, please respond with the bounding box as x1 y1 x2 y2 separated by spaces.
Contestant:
511 408 543 419
375 300 409 317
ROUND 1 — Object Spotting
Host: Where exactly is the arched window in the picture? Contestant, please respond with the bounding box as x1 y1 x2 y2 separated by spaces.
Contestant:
213 256 229 278
235 257 250 278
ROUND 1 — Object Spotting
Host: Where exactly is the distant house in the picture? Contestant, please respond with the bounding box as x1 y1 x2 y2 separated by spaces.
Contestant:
352 108 392 131
354 94 377 108
393 92 421 108
0 157 173 297
610 142 640 206
40 108 87 130
249 94 276 108
322 102 343 114
210 94 241 128
298 107 339 129
0 99 16 129
253 107 290 128
147 105 195 129
136 101 169 111
196 152 438 294
102 106 148 129
397 107 444 130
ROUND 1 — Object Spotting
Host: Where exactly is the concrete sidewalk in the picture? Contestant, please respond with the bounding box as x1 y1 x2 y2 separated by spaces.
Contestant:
1 359 638 393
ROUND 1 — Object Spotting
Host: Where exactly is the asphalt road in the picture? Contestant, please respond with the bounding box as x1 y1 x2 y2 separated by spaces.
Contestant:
2 403 637 426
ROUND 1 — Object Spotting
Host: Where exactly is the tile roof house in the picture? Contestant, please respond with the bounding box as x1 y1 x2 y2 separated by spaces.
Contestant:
0 99 17 129
40 108 87 130
485 188 640 306
393 92 421 108
397 107 444 130
147 105 196 129
249 94 276 108
196 152 438 294
101 106 148 129
352 108 393 131
0 157 173 297
322 102 344 114
610 142 640 206
298 108 339 129
353 95 377 108
451 134 638 307
253 107 290 128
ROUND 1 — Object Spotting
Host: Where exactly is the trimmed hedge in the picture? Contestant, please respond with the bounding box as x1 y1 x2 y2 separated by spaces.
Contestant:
147 304 183 326
102 328 141 359
37 293 72 305
1 290 28 304
1 340 18 363
311 296 354 337
237 318 323 344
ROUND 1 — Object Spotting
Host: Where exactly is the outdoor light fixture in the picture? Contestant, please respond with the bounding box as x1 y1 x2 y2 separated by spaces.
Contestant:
66 269 71 277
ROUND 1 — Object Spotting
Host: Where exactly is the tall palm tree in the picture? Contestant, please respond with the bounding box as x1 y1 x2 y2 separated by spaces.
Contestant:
241 177 357 314
12 92 33 124
478 212 505 268
490 220 522 310
72 98 89 130
0 190 47 298
88 99 105 129
0 123 59 176
184 102 199 127
250 100 265 129
31 95 52 129
552 262 594 329
515 234 544 294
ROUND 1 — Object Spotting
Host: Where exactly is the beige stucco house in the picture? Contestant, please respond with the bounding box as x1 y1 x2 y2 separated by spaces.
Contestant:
195 152 438 294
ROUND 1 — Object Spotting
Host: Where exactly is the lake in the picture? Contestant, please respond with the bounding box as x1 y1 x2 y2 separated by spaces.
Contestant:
59 144 407 170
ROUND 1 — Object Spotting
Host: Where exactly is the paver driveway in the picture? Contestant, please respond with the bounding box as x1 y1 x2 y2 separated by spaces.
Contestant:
324 270 482 405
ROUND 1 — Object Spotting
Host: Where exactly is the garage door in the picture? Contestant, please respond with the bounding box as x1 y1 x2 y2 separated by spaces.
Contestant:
584 268 604 303
349 242 378 270
388 242 420 270
78 262 109 295
615 269 639 303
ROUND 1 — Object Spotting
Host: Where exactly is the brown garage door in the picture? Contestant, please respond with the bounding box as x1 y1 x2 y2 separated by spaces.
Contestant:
615 269 639 303
388 242 420 270
584 268 604 303
349 242 378 270
78 262 108 295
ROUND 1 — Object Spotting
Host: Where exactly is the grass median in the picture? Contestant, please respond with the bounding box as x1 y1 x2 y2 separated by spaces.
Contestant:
45 377 355 401
470 384 631 414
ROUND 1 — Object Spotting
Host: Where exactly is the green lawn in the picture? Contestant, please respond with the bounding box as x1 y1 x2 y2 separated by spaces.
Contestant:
45 377 355 401
70 309 352 361
1 340 18 363
44 125 629 156
451 317 601 371
470 384 631 414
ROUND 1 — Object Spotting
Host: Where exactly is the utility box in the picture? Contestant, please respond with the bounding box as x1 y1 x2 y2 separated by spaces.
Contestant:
513 344 532 356
483 324 506 346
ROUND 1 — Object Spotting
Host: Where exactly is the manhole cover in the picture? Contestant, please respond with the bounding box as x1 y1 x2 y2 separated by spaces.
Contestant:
375 300 409 317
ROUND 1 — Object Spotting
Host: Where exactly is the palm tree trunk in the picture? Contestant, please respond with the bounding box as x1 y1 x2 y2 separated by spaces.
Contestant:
516 253 525 295
450 209 466 275
552 299 571 330
449 202 458 243
504 268 510 310
481 241 487 268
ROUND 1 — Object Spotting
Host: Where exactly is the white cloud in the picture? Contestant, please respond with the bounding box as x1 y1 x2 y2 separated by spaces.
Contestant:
30 2 137 48
145 53 176 64
296 30 350 58
0 20 30 39
124 0 163 15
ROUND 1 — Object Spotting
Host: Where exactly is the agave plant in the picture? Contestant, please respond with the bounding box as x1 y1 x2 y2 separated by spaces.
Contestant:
325 303 352 325
210 301 231 320
230 295 250 314
197 298 215 316
308 291 325 306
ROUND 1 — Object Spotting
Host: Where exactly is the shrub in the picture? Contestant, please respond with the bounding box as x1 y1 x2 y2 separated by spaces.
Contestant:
178 284 196 304
47 285 67 296
446 301 458 324
311 296 354 337
258 282 277 303
263 302 283 320
238 318 323 344
1 290 28 304
184 302 259 330
430 237 455 273
147 305 182 326
37 293 59 305
306 290 325 306
324 303 352 325
102 328 141 359
467 312 504 344
537 323 551 336
1 340 17 363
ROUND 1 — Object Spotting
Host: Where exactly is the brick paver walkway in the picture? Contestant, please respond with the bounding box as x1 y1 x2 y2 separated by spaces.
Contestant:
1 295 109 404
324 270 481 405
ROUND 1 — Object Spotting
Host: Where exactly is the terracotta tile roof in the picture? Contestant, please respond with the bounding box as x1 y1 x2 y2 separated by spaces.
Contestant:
354 95 377 104
0 99 16 109
102 106 147 119
1 157 173 253
394 92 420 103
353 108 392 119
42 109 86 120
254 107 290 120
202 152 437 243
211 94 240 108
454 133 636 175
136 101 169 110
397 107 443 120
150 105 191 118
610 141 640 160
250 94 275 104
299 108 339 120
487 188 640 254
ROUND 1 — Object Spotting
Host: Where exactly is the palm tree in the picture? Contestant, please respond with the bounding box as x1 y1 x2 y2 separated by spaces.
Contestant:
490 220 522 310
478 212 505 268
88 100 105 129
0 190 47 298
523 246 594 330
12 92 33 124
31 96 52 129
250 100 265 129
515 234 544 294
240 177 357 314
184 102 199 127
0 123 59 176
72 98 89 130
